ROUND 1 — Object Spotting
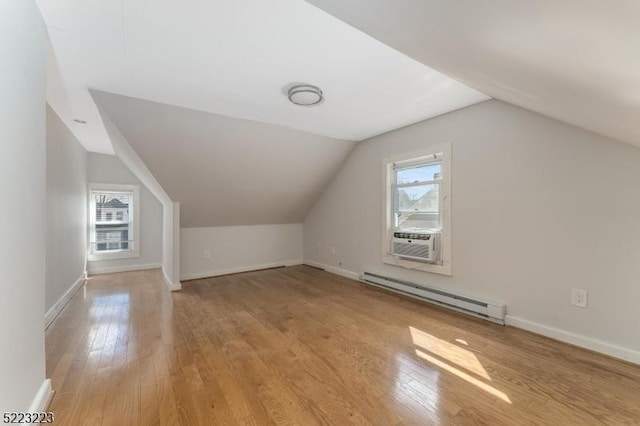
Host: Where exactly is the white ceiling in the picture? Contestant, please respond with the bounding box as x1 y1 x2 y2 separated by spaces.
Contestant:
37 0 488 154
92 90 357 227
305 0 640 148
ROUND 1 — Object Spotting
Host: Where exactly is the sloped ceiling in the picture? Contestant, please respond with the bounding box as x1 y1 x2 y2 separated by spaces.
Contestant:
38 0 488 154
39 0 491 229
92 90 358 227
305 0 640 148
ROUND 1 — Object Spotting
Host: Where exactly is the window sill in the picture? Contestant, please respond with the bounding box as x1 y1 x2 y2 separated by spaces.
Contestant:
382 254 452 276
88 249 140 262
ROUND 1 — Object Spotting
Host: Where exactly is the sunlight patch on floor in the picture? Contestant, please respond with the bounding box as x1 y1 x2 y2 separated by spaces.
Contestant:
409 327 511 404
414 349 512 404
409 326 489 379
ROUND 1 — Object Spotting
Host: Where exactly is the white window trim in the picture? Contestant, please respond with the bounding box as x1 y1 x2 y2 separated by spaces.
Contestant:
381 143 452 276
88 183 141 261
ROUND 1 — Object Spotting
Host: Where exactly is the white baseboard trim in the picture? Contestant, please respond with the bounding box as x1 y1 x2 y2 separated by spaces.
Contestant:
87 263 162 275
45 273 86 330
303 259 360 281
163 267 182 292
506 315 640 365
180 259 303 281
28 379 54 412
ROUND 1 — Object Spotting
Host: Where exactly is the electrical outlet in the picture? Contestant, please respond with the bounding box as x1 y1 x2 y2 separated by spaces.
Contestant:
571 288 588 308
330 246 336 256
316 243 321 252
203 249 211 260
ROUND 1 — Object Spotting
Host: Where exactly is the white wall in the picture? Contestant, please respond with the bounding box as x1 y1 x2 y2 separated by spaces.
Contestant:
95 103 181 290
304 100 640 362
46 106 87 316
91 90 357 228
87 153 163 273
0 0 49 411
181 224 303 280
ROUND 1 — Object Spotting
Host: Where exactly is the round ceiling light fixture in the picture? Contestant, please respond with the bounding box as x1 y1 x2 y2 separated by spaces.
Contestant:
287 84 323 107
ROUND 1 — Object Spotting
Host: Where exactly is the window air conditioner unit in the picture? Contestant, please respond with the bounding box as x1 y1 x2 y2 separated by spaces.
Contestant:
392 231 438 262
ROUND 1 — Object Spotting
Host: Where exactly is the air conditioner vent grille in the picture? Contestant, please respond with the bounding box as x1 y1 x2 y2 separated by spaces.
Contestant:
393 232 432 240
393 242 431 259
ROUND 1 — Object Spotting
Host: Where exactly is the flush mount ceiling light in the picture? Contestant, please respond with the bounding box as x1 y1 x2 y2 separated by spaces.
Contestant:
287 84 323 107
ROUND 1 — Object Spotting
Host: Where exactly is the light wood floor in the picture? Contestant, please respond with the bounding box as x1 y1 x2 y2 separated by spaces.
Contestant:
46 265 640 425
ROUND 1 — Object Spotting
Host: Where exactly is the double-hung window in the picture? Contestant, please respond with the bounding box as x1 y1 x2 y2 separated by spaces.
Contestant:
383 144 452 275
88 184 140 261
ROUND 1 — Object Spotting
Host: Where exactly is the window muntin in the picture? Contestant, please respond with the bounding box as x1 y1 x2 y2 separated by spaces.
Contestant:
382 145 451 276
392 158 442 232
88 184 140 261
91 190 132 254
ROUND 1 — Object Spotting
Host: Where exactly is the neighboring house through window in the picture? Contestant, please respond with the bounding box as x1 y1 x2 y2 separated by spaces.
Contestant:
88 183 140 260
382 143 452 275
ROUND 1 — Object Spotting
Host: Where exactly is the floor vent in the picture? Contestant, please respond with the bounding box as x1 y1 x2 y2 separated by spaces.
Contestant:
360 270 506 325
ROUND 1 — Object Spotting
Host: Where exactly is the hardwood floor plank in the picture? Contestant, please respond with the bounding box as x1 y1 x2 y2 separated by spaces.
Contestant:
46 267 640 425
140 383 160 426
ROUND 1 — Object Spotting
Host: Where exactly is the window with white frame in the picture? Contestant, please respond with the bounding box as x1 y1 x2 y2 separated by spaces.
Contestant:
382 144 452 275
88 184 140 261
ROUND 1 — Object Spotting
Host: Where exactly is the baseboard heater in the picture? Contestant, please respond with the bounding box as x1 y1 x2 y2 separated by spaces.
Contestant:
360 270 506 325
